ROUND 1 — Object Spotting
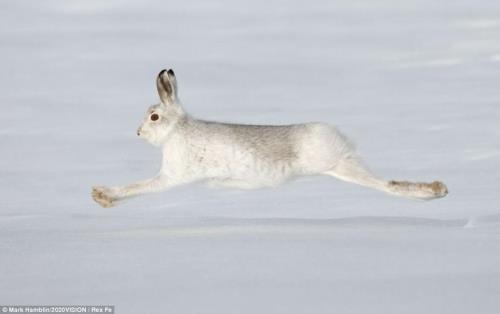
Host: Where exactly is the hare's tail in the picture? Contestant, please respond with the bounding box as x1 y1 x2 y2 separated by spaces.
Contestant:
324 156 448 200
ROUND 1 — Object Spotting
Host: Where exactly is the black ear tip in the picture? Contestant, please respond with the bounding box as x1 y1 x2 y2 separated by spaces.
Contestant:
158 69 167 77
167 69 175 76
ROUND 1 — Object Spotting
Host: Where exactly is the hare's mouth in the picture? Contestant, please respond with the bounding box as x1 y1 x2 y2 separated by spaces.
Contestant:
137 130 150 140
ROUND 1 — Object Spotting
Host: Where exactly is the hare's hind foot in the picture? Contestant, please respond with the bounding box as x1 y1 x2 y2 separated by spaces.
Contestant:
92 186 117 208
388 180 448 200
323 157 448 200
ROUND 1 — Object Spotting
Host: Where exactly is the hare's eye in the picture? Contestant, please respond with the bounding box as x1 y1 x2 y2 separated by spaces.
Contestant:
150 113 159 121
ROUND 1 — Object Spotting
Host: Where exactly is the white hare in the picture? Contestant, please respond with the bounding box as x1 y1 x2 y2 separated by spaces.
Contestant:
92 69 448 208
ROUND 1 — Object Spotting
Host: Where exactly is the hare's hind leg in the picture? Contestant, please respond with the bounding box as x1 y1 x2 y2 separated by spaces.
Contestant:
324 156 448 200
324 156 387 191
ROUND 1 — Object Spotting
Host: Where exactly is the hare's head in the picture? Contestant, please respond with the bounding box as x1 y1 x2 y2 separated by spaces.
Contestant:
137 69 185 146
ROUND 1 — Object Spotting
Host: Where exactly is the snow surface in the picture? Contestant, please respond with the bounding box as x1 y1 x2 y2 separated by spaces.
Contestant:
1 0 499 313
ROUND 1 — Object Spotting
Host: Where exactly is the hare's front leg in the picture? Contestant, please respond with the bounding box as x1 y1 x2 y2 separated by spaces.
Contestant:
92 175 173 208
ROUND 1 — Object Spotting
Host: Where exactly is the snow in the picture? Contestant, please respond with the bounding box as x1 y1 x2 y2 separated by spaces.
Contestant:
1 0 499 313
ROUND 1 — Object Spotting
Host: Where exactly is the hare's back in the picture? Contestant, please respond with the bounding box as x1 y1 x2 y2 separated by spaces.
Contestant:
212 122 303 161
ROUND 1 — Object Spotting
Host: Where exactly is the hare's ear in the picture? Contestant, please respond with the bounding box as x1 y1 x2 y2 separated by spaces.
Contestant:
156 69 178 105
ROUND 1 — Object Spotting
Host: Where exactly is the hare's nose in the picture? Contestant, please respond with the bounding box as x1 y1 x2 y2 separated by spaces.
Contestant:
137 128 141 136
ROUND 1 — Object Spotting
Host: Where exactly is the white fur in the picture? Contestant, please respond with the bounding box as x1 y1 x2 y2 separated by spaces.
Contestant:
92 69 448 208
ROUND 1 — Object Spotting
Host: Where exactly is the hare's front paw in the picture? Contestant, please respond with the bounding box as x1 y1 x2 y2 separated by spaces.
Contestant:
428 181 449 198
92 186 117 208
